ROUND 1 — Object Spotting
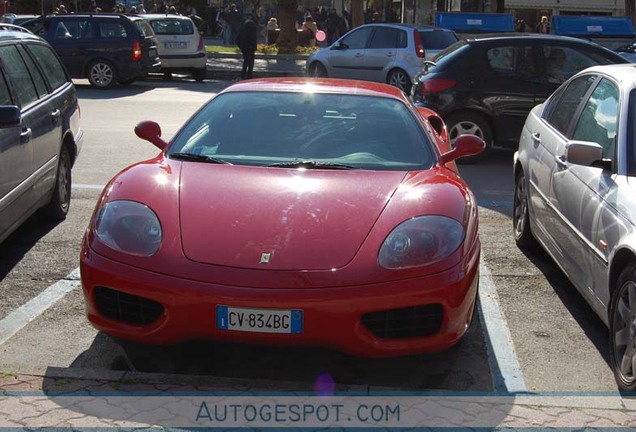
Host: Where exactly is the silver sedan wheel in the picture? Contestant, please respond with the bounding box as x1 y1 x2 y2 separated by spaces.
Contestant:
611 274 636 391
387 69 410 93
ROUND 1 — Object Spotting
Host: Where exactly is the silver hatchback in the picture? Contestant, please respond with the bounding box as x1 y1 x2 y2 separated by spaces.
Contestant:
514 63 636 392
306 23 458 93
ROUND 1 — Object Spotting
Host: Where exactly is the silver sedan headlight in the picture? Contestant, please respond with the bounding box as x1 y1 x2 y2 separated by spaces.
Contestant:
378 216 464 269
94 200 162 256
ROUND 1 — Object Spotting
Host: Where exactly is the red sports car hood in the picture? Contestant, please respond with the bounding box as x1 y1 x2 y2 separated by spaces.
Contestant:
180 165 406 270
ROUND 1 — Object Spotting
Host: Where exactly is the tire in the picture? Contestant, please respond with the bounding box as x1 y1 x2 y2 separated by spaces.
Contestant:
445 112 492 164
87 60 116 88
38 145 71 221
308 62 327 78
192 68 207 82
387 69 411 94
513 169 537 249
609 263 636 392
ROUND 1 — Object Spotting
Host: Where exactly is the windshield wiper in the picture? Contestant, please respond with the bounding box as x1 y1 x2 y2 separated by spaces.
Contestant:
170 152 232 165
266 160 356 170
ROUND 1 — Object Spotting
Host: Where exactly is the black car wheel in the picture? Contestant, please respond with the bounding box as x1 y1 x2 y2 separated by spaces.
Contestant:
38 145 71 221
308 62 327 78
446 112 492 163
609 263 636 392
192 68 207 82
513 169 537 249
387 69 411 94
88 60 117 88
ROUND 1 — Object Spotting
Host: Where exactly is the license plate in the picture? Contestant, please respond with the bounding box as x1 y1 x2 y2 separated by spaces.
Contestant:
164 41 187 49
216 305 303 334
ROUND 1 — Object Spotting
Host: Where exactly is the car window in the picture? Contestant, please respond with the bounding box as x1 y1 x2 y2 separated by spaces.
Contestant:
135 20 154 38
544 74 597 136
150 18 194 35
486 45 537 81
368 27 400 49
419 30 458 50
543 46 618 86
571 78 619 157
99 22 128 39
0 71 12 105
52 21 73 39
26 44 69 90
340 27 372 49
16 45 48 98
22 20 49 36
0 45 38 108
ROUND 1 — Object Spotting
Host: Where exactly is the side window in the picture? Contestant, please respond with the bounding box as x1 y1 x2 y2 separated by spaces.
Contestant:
0 71 13 106
52 21 73 39
487 46 515 73
544 46 612 85
16 45 48 98
26 44 69 90
368 27 400 49
340 27 372 50
0 45 38 108
544 74 597 136
486 45 536 80
99 22 128 39
572 78 619 157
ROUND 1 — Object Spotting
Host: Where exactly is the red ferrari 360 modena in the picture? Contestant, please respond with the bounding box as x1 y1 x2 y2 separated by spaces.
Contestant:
80 78 484 357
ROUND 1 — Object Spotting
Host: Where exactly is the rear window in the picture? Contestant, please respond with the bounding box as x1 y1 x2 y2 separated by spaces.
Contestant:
135 20 155 37
149 18 194 35
418 30 458 49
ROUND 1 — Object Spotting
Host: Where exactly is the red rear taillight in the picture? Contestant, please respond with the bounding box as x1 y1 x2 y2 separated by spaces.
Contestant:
197 33 204 52
414 29 425 58
418 79 456 96
132 39 142 62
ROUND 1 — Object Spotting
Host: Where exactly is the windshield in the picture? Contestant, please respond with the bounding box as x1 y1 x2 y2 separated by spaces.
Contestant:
168 91 435 171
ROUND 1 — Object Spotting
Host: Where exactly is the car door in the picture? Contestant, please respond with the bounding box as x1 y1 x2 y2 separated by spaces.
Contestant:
544 76 619 301
325 26 372 80
49 18 92 77
0 44 58 238
480 42 545 146
363 26 402 83
525 74 597 273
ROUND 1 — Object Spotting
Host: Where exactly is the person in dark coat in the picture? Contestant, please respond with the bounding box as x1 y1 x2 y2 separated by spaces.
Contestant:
236 19 258 80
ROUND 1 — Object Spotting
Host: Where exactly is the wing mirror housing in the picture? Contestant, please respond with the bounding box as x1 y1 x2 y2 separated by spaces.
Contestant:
439 134 486 164
134 120 169 150
564 140 605 167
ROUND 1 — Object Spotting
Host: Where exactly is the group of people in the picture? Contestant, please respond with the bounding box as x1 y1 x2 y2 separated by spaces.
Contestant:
515 15 551 33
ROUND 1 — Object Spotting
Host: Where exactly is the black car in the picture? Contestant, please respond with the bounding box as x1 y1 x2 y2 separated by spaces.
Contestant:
21 13 161 88
410 33 628 158
0 23 83 244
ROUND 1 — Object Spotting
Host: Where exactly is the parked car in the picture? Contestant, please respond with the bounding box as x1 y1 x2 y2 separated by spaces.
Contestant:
141 13 207 82
514 63 636 392
0 13 39 26
0 24 83 244
79 78 485 356
615 41 636 62
306 23 459 93
411 33 628 159
21 13 161 88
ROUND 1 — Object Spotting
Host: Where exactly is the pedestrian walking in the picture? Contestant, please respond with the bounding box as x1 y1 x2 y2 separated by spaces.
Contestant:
236 18 258 80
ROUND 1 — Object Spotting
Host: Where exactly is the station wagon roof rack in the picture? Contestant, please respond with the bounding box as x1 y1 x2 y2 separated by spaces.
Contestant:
0 23 33 33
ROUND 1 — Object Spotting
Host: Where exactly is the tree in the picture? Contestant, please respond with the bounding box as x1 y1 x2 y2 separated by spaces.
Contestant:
276 0 298 52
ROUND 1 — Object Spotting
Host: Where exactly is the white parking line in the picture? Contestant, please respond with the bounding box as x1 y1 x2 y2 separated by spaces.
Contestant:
479 259 527 393
0 268 81 346
72 183 106 190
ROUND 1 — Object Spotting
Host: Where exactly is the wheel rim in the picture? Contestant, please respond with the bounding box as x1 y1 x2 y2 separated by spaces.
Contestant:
90 63 113 87
449 120 484 148
513 174 527 239
613 279 636 385
58 151 71 212
389 71 408 91
311 64 324 77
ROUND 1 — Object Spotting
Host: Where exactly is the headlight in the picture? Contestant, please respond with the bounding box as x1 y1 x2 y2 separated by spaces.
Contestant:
94 200 162 256
378 215 464 269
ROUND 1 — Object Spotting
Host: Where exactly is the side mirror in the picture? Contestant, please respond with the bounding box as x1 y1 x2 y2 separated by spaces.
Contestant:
564 140 605 167
134 120 168 150
0 105 21 128
438 134 485 164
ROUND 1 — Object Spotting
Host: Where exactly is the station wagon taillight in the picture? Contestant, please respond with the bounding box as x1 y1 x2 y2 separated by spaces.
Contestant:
197 33 204 52
417 78 456 95
132 39 142 61
414 29 425 58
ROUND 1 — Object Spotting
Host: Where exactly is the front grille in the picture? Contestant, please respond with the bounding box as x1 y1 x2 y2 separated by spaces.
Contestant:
94 286 164 326
361 304 444 339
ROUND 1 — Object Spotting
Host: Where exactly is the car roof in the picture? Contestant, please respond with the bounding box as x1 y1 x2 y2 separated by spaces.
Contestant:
221 78 410 100
463 32 607 45
357 22 455 32
577 63 636 83
0 24 42 42
141 13 194 21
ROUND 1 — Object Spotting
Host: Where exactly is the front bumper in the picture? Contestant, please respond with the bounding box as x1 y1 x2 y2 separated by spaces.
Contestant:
80 241 480 357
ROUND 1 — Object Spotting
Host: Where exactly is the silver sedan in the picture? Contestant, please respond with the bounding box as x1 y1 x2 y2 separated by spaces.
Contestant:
513 63 636 392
